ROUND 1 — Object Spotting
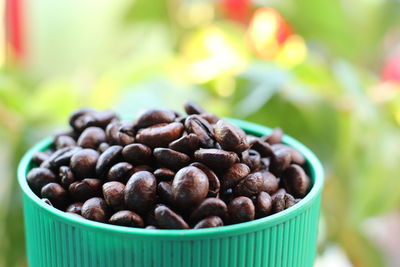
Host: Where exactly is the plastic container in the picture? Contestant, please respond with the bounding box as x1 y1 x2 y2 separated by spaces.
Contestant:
18 119 324 267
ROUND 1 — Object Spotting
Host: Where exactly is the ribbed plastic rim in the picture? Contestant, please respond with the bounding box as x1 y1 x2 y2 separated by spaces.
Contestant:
18 118 324 239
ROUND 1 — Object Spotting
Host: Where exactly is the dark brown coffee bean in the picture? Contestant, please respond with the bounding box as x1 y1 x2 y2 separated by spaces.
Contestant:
81 197 109 222
124 171 157 213
189 198 227 222
157 181 173 204
255 191 272 217
250 139 273 157
135 108 176 129
103 182 126 210
270 147 291 175
43 146 81 170
185 115 215 148
228 196 255 224
262 128 283 144
145 225 157 229
109 210 144 228
171 166 209 210
154 168 175 181
184 101 206 115
220 163 250 190
234 171 279 196
200 113 220 124
32 151 51 165
69 108 95 130
41 183 67 208
194 216 224 229
95 145 122 177
107 162 133 183
272 144 305 165
59 166 75 188
282 164 311 198
153 148 190 170
98 142 110 153
194 149 239 170
242 149 261 171
27 168 56 193
106 121 121 145
77 127 106 149
70 149 99 178
214 120 249 153
168 133 200 154
41 198 53 206
69 179 102 201
118 122 136 145
66 202 83 214
55 135 76 150
122 143 152 164
190 162 220 197
136 122 184 148
154 205 189 229
272 192 296 213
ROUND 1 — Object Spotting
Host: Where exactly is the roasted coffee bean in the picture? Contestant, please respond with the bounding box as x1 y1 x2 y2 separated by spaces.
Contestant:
70 149 99 178
41 183 67 208
135 108 176 129
66 202 83 214
136 122 184 148
122 143 152 164
157 181 173 204
270 147 291 175
103 182 125 210
189 198 227 222
59 166 75 188
262 128 283 145
27 168 56 192
214 120 249 153
109 210 144 227
55 135 76 150
185 115 215 148
154 205 189 229
106 121 135 146
194 216 224 229
43 146 81 170
69 108 95 130
234 171 279 196
42 198 53 206
242 149 261 171
32 151 51 165
171 166 209 210
154 168 175 181
98 142 110 153
69 179 102 201
72 110 117 132
255 191 272 217
200 113 220 125
107 162 133 183
168 133 200 154
228 196 255 224
272 192 295 213
272 144 305 165
77 127 106 149
184 101 206 115
153 148 190 170
282 164 310 198
194 149 239 170
81 197 109 222
96 145 122 176
249 139 273 157
106 121 121 145
124 171 157 213
190 162 220 197
220 163 250 190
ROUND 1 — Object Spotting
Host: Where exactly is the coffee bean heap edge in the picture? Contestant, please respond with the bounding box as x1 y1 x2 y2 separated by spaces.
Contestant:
27 102 311 230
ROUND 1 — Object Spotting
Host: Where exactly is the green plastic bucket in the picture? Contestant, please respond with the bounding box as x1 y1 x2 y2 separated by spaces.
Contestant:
18 119 324 267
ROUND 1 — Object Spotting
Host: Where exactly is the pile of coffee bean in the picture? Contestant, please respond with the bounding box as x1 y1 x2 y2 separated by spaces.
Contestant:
27 102 311 229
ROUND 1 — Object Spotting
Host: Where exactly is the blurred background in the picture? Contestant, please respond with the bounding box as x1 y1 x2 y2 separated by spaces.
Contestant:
1 0 400 266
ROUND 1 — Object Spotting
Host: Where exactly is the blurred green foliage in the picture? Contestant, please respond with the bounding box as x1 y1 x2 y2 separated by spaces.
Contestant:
1 0 400 266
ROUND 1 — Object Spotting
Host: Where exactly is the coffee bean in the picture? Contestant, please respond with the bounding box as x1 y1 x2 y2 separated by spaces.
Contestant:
168 133 200 154
242 149 261 171
106 121 121 145
249 139 273 157
157 181 173 204
189 198 227 222
270 147 291 175
70 149 99 178
122 143 152 164
41 183 67 208
234 171 279 197
272 192 296 213
77 127 106 149
282 164 311 198
69 179 102 201
185 115 215 148
107 162 133 183
32 151 51 165
72 110 117 132
194 216 224 229
109 210 144 228
228 196 255 224
255 191 272 217
200 113 220 125
154 168 175 181
190 162 220 197
43 146 81 170
59 166 75 188
66 202 83 214
98 142 110 153
260 158 270 171
154 205 189 229
214 120 249 153
55 135 76 150
69 108 95 130
272 144 305 165
27 168 56 193
171 166 209 210
153 148 190 170
124 171 157 213
135 108 176 129
81 197 109 222
103 182 125 210
136 122 184 148
184 101 206 115
106 121 135 146
194 149 239 170
220 163 250 190
262 128 283 144
95 145 122 177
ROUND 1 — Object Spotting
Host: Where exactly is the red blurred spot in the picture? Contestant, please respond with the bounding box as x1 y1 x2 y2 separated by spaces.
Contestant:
382 55 400 83
220 0 251 24
6 0 25 62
